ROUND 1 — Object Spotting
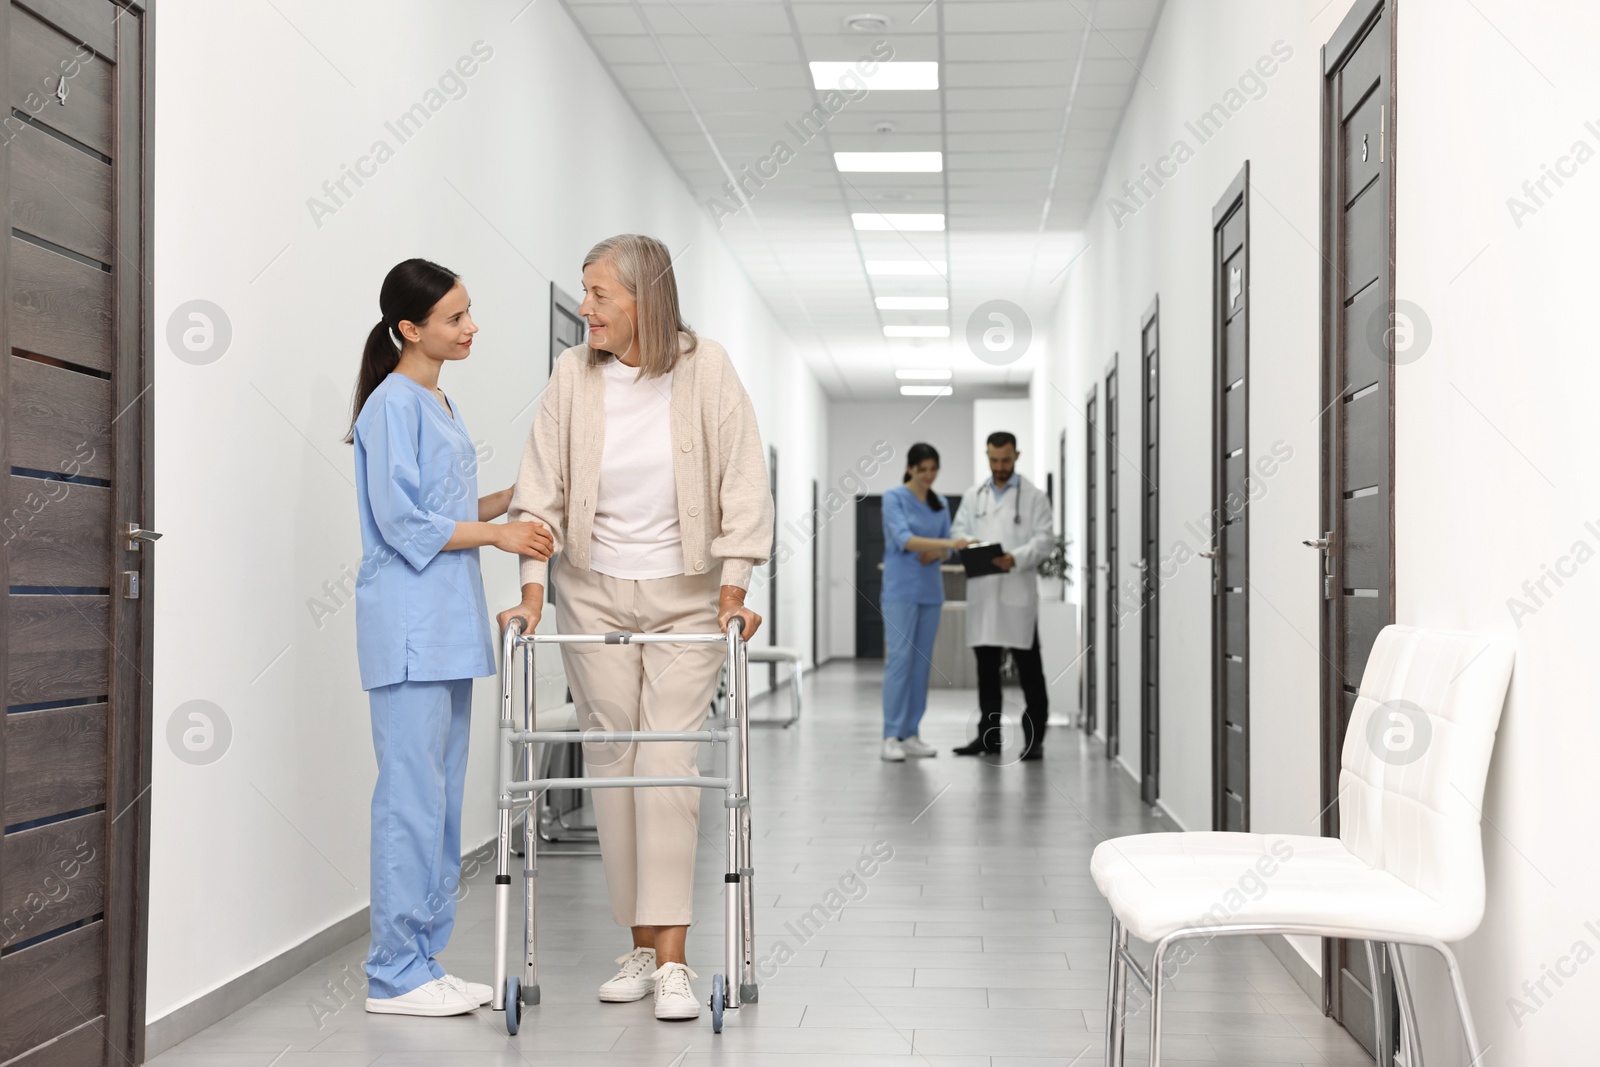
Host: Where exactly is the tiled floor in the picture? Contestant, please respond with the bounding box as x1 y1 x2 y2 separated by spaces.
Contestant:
148 661 1372 1066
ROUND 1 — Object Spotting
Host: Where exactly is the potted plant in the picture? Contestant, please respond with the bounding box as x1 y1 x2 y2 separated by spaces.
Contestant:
1036 535 1074 601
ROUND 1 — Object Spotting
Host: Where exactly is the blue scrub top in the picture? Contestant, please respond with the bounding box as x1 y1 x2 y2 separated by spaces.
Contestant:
881 483 951 605
352 373 496 691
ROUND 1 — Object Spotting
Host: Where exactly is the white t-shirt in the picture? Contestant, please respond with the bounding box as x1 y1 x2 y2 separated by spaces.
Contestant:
589 358 684 579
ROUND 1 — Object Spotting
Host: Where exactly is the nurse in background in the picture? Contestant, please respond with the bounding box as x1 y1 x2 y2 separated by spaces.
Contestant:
346 258 553 1017
879 442 970 762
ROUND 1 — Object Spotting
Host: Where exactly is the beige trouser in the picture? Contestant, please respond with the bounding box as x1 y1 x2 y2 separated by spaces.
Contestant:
553 564 725 928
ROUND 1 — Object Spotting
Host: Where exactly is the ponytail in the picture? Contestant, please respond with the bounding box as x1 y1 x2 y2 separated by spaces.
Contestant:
344 258 461 444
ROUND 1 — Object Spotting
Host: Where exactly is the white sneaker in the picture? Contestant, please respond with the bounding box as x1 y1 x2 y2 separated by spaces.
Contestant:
900 735 938 758
651 962 700 1020
441 973 492 1005
598 947 657 1002
365 977 477 1016
881 737 906 762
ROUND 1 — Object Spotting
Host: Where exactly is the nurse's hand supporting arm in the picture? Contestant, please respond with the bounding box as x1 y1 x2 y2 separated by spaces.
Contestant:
443 519 553 557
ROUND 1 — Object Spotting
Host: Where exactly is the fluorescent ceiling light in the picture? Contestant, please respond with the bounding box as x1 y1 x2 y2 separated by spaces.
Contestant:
900 385 953 396
809 61 938 91
834 152 943 173
876 296 949 310
866 260 947 276
896 368 952 380
884 325 950 338
852 212 945 231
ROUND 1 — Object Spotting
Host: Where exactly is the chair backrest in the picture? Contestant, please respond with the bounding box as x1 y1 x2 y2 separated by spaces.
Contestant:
1339 625 1514 932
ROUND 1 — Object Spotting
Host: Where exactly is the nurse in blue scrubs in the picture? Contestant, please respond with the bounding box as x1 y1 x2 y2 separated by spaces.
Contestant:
879 442 971 762
345 258 553 1017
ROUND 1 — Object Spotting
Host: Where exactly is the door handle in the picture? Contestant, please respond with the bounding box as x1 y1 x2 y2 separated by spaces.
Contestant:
125 523 163 550
1304 531 1335 599
1197 549 1217 559
1128 560 1147 571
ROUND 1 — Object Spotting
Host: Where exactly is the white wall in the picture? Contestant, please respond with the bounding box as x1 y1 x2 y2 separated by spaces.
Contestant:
824 399 974 660
1395 3 1600 1061
150 0 825 1025
1045 0 1600 1056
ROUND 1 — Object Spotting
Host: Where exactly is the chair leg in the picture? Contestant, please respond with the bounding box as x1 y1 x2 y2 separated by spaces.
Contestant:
1364 941 1393 1067
1433 942 1484 1067
1388 942 1424 1067
1148 938 1171 1067
1104 917 1127 1067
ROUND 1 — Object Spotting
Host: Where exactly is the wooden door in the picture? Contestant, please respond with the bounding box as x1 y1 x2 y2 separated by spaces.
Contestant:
1102 358 1119 760
854 496 884 658
1139 300 1160 805
1319 0 1396 1056
1082 388 1098 734
548 281 584 374
1 1 153 1064
1211 165 1250 832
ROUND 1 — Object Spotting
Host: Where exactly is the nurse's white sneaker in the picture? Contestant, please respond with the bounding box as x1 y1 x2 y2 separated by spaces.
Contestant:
900 735 938 758
364 977 477 1016
651 962 700 1020
881 737 906 762
442 974 492 1005
598 947 657 1002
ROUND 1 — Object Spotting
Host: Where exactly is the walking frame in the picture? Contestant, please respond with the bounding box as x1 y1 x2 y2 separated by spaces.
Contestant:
491 615 759 1034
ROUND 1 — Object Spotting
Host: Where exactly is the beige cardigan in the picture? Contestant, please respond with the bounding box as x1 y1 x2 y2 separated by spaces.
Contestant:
508 335 774 592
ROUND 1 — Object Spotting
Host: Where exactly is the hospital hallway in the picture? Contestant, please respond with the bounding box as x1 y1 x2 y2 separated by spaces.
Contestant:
146 663 1368 1066
4 0 1595 1063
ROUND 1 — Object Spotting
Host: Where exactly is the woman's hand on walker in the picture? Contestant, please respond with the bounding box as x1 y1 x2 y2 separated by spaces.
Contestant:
495 520 554 560
717 586 761 641
497 595 543 634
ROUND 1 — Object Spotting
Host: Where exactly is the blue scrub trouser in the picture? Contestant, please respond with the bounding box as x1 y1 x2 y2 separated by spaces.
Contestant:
881 600 942 740
365 677 472 999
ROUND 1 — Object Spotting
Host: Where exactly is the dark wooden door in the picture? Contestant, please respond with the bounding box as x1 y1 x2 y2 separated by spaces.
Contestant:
1211 165 1250 832
549 281 584 374
1139 300 1160 805
855 495 884 658
1319 0 1396 1056
1 1 153 1064
1082 389 1098 733
1102 358 1120 761
811 479 819 667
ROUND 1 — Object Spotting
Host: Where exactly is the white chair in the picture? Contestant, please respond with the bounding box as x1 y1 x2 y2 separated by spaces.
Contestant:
743 645 804 727
1090 625 1514 1066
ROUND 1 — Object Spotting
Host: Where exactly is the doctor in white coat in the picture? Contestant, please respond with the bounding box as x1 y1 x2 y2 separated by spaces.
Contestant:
949 432 1055 760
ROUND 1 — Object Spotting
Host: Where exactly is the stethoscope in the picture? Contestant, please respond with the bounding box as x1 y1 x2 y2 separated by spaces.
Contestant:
975 479 1023 525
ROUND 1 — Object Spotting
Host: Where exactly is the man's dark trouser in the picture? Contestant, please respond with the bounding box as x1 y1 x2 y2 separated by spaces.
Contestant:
973 626 1049 753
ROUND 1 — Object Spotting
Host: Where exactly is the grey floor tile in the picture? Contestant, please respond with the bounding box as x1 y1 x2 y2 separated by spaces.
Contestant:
146 663 1354 1066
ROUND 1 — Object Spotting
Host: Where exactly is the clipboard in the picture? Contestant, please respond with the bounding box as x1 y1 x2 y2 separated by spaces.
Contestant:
957 541 1005 578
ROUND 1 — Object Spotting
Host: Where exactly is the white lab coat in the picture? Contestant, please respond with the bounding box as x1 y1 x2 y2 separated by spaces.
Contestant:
949 474 1055 649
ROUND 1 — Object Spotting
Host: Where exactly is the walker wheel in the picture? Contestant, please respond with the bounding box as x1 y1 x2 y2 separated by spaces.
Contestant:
710 973 725 1033
505 977 520 1035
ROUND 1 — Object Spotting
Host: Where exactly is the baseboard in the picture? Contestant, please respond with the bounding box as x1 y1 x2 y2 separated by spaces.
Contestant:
145 906 369 1058
1262 932 1323 1007
1153 799 1187 830
145 834 497 1058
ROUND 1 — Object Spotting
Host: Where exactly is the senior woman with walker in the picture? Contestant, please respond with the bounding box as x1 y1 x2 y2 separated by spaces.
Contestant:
496 234 773 1021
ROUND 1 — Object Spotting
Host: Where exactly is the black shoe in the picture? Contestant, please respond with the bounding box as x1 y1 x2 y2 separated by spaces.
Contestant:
1019 747 1044 761
952 738 1001 756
